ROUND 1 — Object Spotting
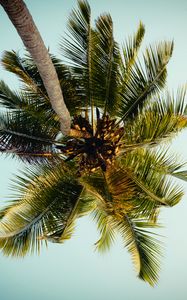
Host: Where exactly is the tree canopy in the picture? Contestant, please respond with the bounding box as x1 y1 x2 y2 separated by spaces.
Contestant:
0 0 187 287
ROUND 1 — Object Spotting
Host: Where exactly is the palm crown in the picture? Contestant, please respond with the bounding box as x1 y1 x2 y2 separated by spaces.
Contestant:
0 0 187 286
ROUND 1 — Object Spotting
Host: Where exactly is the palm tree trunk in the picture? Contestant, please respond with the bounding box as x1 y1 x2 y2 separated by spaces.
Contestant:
0 0 71 135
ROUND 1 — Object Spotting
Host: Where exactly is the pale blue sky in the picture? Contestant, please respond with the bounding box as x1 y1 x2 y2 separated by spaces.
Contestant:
0 1 187 300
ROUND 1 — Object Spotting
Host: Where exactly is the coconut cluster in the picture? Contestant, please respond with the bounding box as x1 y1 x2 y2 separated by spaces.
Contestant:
57 112 124 174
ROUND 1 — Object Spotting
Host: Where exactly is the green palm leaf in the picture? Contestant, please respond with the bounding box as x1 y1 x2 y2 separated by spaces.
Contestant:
122 146 187 186
172 171 187 181
120 150 184 207
1 50 81 115
80 171 112 202
22 52 82 116
115 216 162 286
0 110 60 163
121 21 145 80
118 41 173 121
106 166 160 221
62 0 94 116
0 164 83 256
93 206 116 252
134 147 186 176
83 170 162 285
92 14 121 116
0 80 27 109
122 87 187 148
2 50 47 99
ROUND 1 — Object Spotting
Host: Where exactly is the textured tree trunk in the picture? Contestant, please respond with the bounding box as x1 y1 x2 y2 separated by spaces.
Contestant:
0 0 71 135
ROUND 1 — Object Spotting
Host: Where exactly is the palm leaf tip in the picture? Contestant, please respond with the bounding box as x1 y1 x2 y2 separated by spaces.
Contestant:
93 208 116 253
122 21 145 71
136 233 162 286
115 216 162 286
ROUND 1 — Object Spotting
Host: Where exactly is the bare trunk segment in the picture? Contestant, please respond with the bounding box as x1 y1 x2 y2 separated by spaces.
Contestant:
0 0 71 135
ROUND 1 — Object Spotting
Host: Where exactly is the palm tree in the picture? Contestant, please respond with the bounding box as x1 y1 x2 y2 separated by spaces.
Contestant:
0 0 71 134
0 0 187 286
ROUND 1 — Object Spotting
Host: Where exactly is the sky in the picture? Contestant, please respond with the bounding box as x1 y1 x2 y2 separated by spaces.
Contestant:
0 1 187 300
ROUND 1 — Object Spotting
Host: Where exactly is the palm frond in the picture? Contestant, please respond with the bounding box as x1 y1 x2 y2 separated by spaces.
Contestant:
0 163 83 256
135 147 186 175
0 80 27 109
0 110 60 163
119 149 184 207
1 50 47 99
115 216 162 286
81 166 159 221
81 169 133 206
121 21 145 79
172 171 187 181
55 187 96 243
123 146 187 186
80 171 111 202
118 41 173 121
92 14 121 116
76 189 96 217
1 50 81 116
62 0 94 115
92 192 162 285
92 206 116 252
122 87 187 148
106 165 160 221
